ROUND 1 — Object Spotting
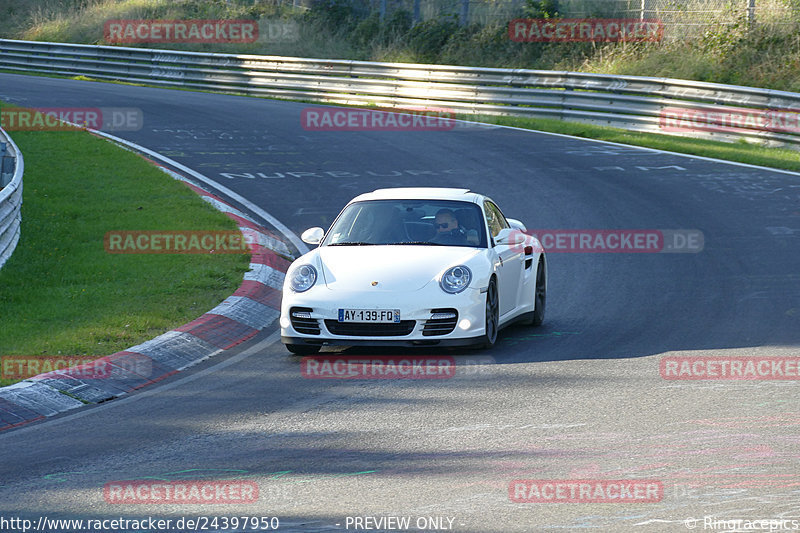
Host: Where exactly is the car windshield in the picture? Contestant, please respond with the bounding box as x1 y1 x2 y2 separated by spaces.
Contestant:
323 199 487 248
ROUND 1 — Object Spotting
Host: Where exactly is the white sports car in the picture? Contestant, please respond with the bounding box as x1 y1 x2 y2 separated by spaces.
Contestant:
280 187 546 354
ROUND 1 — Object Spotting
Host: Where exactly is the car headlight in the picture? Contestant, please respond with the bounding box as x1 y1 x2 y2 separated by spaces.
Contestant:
289 264 317 292
440 265 472 294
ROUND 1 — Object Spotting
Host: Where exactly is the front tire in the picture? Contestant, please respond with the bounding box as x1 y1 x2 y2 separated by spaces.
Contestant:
481 277 499 349
532 260 546 327
285 344 321 356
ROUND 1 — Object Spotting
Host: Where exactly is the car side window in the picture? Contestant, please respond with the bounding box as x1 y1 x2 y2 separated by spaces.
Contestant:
484 200 509 240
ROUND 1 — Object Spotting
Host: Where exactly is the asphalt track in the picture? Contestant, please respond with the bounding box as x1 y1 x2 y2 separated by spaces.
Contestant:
0 72 799 532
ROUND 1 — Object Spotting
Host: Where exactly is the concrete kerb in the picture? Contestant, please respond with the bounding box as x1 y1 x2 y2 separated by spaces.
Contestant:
0 148 295 431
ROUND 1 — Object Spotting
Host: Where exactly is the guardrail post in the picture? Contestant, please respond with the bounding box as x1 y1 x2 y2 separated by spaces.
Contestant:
1 142 12 188
1 156 13 187
747 0 756 26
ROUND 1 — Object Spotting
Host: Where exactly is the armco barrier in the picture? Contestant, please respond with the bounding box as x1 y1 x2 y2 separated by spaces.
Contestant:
2 38 800 148
0 126 23 271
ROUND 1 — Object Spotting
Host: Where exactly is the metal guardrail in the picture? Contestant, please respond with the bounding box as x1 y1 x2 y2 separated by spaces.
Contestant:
1 38 800 148
0 127 23 271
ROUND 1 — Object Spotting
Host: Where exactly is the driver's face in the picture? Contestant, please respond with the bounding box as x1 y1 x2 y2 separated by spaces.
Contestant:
435 215 457 233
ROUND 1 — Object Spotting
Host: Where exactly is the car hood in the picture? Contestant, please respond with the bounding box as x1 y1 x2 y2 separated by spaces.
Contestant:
316 245 481 292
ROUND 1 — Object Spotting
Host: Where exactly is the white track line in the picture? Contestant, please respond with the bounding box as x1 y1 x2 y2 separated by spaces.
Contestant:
447 116 800 177
90 129 309 255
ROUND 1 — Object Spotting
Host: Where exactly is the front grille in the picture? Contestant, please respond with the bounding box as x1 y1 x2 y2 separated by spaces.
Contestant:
325 320 416 337
290 307 320 335
422 308 458 336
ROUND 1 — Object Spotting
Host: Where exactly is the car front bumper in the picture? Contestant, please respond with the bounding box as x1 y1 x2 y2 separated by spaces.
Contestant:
280 284 487 348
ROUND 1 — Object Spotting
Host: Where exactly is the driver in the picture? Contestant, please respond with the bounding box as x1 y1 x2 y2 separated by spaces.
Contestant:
431 209 467 245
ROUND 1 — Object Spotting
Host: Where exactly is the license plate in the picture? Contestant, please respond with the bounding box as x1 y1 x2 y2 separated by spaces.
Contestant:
338 309 400 323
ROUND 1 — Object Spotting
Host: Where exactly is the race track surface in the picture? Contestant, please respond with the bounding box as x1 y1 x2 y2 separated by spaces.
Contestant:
1 73 799 532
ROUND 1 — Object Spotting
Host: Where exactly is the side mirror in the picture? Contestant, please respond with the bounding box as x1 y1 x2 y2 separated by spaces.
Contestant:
495 227 528 249
301 227 324 245
507 218 526 231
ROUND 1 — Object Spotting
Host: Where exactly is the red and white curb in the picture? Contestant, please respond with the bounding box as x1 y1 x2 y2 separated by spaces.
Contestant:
0 166 294 431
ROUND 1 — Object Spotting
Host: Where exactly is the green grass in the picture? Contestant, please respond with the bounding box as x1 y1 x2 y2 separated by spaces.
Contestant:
0 118 251 386
0 0 304 56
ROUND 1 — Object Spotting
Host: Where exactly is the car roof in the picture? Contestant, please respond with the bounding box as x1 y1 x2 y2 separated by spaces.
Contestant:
349 187 483 203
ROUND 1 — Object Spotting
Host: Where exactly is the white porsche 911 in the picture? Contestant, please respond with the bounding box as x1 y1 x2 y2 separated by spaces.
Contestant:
279 187 546 354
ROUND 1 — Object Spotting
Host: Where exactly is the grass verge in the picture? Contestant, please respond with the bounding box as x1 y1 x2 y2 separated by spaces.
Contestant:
0 116 251 387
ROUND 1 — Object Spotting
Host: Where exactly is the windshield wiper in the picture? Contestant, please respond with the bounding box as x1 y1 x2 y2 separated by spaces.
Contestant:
383 241 445 246
328 242 375 246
